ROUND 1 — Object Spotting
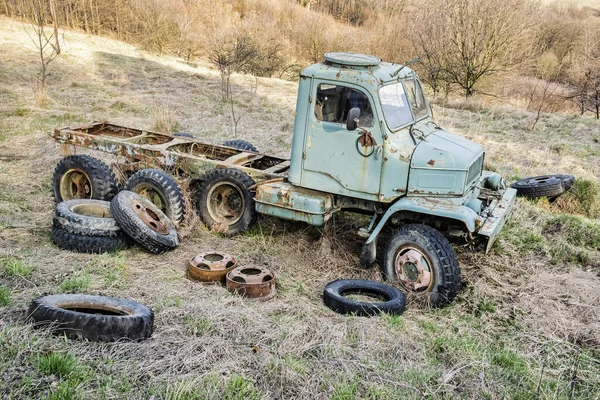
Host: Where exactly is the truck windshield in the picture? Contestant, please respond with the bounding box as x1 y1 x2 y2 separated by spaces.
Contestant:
380 79 428 130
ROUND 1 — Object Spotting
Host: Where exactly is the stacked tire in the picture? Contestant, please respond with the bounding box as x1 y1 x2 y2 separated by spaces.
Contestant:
52 199 131 253
51 155 183 254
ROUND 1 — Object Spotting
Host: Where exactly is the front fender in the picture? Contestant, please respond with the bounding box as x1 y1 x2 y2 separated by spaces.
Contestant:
365 196 479 245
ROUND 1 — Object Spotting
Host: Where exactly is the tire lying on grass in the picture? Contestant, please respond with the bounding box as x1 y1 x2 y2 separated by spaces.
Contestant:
323 279 406 317
52 155 119 202
51 226 130 254
511 174 575 198
110 190 179 254
28 294 154 342
382 224 461 308
123 169 186 224
53 199 121 237
222 139 259 153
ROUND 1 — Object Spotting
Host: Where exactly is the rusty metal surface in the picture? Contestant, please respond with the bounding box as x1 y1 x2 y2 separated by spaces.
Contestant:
394 247 433 291
50 122 290 181
226 265 276 300
130 196 170 235
187 251 238 282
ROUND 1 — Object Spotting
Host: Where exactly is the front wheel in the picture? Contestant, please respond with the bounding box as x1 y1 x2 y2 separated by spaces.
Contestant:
382 224 461 307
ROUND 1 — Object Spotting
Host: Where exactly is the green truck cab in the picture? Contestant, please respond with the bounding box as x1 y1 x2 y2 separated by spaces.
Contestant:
50 52 516 307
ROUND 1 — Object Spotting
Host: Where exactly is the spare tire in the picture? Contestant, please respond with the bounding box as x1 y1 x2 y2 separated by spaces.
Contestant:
54 199 121 237
28 294 153 341
52 155 119 202
51 226 130 253
110 190 179 254
123 169 186 224
323 279 406 317
222 139 259 153
511 174 575 198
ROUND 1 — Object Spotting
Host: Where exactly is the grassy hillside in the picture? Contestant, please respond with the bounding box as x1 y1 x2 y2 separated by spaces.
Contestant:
1 17 599 399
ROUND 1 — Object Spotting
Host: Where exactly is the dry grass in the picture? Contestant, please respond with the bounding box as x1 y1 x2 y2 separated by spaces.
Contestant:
1 16 600 399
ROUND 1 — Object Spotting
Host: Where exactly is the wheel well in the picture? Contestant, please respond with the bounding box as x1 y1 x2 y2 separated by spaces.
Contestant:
388 210 469 237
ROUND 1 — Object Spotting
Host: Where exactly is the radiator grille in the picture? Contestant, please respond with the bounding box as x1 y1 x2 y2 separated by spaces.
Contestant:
467 154 484 185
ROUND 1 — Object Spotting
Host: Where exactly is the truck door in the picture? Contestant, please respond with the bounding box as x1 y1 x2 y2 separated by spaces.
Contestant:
301 81 382 198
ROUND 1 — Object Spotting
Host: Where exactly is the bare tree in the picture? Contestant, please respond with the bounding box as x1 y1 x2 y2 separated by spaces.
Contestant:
411 0 534 97
22 0 60 94
569 22 600 119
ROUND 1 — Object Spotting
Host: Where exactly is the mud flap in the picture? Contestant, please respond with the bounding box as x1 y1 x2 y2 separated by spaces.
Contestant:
359 238 377 266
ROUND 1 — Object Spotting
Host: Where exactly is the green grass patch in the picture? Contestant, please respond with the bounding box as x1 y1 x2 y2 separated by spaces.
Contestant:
500 221 546 253
383 313 406 329
58 274 91 293
544 214 600 249
184 315 215 336
0 285 11 306
37 353 81 378
553 179 600 219
47 381 83 400
1 257 33 278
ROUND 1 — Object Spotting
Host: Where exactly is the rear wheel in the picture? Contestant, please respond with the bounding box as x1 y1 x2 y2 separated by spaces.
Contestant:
52 155 118 202
197 168 256 236
382 224 461 307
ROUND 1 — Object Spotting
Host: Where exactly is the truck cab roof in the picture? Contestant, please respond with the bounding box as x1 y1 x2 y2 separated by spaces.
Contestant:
300 52 416 91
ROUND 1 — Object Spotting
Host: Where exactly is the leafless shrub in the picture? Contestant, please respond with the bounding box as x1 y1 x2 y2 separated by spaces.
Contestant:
20 0 60 95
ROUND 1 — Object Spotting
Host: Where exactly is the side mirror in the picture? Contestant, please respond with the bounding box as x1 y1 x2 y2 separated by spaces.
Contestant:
346 107 360 131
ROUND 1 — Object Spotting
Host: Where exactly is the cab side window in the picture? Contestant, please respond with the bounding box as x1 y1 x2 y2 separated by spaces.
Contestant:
314 84 374 127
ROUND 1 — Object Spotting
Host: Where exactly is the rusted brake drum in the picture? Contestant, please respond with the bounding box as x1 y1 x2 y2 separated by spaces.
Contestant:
226 265 276 300
187 251 238 282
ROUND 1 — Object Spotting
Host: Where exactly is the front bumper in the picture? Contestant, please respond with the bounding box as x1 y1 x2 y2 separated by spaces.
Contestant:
478 187 517 253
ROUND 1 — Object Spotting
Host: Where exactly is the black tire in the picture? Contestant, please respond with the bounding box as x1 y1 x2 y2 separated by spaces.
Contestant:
52 155 119 202
123 169 186 224
222 139 259 153
52 226 130 253
197 168 256 236
382 224 460 307
110 190 178 254
174 132 194 138
323 279 406 317
28 294 153 342
53 199 121 237
511 174 575 198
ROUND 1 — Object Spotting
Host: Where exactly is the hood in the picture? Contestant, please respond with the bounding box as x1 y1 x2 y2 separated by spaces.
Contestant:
411 129 483 170
407 129 484 196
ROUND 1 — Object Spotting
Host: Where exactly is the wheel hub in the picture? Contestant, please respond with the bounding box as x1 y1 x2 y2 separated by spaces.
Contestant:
207 182 245 225
60 169 92 200
395 247 432 291
130 199 169 235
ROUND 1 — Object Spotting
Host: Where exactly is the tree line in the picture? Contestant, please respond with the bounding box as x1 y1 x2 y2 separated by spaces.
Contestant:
2 0 599 118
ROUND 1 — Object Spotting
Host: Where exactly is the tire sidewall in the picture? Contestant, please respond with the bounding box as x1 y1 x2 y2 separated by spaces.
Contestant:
110 191 178 253
323 279 406 316
54 199 120 236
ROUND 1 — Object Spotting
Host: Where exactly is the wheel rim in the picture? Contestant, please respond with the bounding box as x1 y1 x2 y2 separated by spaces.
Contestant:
60 169 92 200
133 184 167 214
394 246 434 292
130 198 170 235
206 182 245 225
